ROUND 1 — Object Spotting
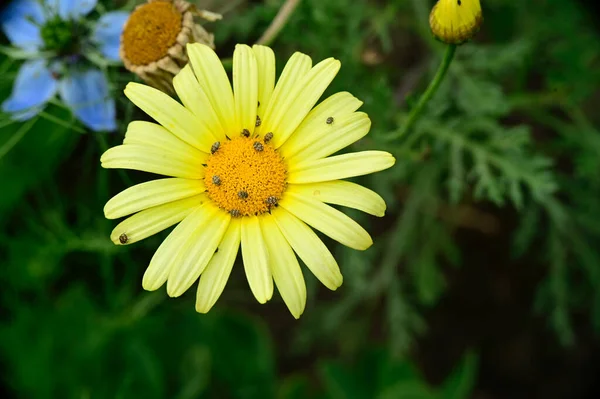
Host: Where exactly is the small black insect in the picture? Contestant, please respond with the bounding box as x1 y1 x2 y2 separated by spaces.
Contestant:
119 233 128 244
201 163 207 167
255 115 262 127
266 196 278 207
230 209 241 217
257 100 261 107
238 190 249 199
253 141 264 152
211 141 220 154
326 116 334 124
214 248 219 254
263 132 273 144
241 128 250 137
212 175 221 185
457 0 461 5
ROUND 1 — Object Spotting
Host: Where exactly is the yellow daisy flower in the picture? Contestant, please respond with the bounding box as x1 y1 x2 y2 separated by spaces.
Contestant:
120 0 221 93
429 0 483 44
101 43 395 318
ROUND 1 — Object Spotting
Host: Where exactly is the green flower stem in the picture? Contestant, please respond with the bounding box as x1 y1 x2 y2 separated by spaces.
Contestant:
386 44 456 141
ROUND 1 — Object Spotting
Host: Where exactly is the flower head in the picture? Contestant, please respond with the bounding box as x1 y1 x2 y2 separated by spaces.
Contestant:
120 0 221 94
429 0 483 45
0 0 129 131
102 43 395 318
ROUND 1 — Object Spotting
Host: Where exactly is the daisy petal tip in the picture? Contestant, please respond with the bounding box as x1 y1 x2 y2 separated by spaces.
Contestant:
166 284 183 298
255 295 269 304
124 81 143 93
290 308 304 320
141 277 160 292
123 82 148 101
103 204 114 220
374 202 387 218
252 44 270 51
332 275 344 290
99 149 111 164
235 43 252 51
194 302 212 314
253 286 274 304
141 268 160 290
265 289 274 302
109 229 126 246
358 237 374 251
381 152 396 170
187 42 214 55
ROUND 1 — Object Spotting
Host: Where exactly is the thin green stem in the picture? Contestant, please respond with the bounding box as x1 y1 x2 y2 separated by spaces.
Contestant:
0 117 37 160
384 44 456 142
255 0 301 46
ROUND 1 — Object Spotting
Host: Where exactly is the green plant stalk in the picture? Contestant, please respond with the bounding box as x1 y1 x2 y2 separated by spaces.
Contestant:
398 44 457 138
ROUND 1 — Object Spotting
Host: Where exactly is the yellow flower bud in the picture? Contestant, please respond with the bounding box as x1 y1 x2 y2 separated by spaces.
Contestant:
429 0 483 45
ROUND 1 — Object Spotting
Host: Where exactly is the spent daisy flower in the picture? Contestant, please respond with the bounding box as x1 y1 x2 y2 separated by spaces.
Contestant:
0 0 128 131
120 0 221 94
429 0 483 44
102 43 395 318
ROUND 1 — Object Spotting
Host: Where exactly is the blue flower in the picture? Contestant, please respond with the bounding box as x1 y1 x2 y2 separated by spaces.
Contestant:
0 0 130 131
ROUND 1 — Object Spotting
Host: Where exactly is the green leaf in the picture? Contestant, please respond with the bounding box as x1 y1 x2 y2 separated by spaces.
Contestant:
440 351 479 399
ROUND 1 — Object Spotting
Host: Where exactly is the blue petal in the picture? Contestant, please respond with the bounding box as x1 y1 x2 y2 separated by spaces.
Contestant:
58 68 116 132
92 11 129 61
2 59 57 120
46 0 98 19
0 0 44 50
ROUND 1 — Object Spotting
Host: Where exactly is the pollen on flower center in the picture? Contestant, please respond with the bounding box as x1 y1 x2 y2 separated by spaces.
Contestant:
121 1 182 66
204 136 287 216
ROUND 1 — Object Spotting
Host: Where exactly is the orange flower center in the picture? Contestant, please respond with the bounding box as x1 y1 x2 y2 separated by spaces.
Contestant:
204 136 287 217
121 1 182 66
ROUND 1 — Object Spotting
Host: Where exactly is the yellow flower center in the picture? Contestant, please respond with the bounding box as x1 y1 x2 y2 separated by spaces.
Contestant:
204 136 287 216
121 1 182 66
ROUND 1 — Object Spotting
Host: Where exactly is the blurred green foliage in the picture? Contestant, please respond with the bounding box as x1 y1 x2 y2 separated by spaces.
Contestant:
1 0 599 397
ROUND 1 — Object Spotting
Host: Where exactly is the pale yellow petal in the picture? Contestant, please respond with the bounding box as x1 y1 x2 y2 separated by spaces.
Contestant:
280 191 372 250
196 219 241 313
124 82 217 152
142 200 207 291
104 178 205 220
252 45 275 122
110 195 205 247
233 44 258 134
173 64 226 140
270 58 341 148
260 214 306 319
100 144 206 179
286 112 370 163
280 91 363 159
241 216 273 303
187 43 236 135
167 203 231 297
271 207 342 290
258 52 311 137
123 121 206 159
287 181 386 217
287 151 395 184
